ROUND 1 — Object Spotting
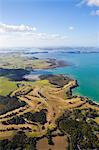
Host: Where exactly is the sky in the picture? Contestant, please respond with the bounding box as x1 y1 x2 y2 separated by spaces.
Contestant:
0 0 99 47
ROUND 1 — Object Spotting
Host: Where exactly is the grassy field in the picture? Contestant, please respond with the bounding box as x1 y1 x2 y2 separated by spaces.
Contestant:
0 55 55 70
0 77 17 96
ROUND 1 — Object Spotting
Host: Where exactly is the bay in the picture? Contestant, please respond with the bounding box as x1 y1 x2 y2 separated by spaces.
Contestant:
31 50 99 102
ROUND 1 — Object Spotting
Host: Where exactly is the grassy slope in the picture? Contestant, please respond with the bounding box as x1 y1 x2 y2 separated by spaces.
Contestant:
0 55 51 69
0 77 17 96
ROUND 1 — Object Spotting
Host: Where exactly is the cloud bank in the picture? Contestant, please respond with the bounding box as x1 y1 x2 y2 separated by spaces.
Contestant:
0 23 68 47
0 23 37 33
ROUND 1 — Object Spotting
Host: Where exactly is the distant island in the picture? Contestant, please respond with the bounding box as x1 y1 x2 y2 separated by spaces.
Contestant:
38 47 99 53
0 47 99 55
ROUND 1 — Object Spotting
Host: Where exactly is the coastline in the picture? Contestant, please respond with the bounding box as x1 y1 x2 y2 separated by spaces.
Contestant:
0 73 99 149
68 77 99 106
45 58 70 69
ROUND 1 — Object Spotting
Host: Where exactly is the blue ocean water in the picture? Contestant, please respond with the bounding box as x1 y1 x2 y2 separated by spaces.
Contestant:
31 50 99 102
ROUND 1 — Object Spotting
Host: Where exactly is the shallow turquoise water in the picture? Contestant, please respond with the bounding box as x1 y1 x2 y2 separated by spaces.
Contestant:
32 51 99 102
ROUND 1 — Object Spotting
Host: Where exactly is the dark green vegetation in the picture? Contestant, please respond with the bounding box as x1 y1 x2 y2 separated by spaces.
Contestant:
0 96 26 115
2 116 25 125
57 109 99 150
0 131 37 150
46 129 54 145
40 74 73 87
0 68 30 81
23 109 47 125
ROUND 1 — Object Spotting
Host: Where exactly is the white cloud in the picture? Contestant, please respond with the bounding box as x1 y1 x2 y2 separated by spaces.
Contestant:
77 0 99 7
21 31 67 41
86 0 99 6
0 33 68 47
0 23 68 47
0 23 37 33
0 23 67 40
69 26 74 30
77 1 99 17
90 9 99 15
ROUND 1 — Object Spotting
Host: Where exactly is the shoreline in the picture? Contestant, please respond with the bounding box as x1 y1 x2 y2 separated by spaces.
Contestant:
39 74 99 106
45 58 70 69
67 77 99 106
